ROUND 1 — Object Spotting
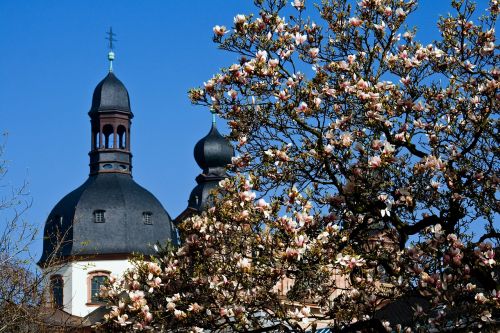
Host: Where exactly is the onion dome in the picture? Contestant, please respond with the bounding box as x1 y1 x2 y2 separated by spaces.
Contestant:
89 72 131 115
178 121 234 215
39 173 176 265
193 122 234 176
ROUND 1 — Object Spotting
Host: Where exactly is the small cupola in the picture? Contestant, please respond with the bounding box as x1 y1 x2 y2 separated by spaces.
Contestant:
90 72 131 115
193 121 234 176
174 117 234 221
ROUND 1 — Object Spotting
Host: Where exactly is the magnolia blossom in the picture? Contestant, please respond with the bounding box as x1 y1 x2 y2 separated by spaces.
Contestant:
292 32 307 45
291 0 304 10
296 101 309 113
213 25 228 36
237 257 252 270
103 1 499 331
255 50 268 62
368 155 382 168
336 253 366 269
308 47 319 58
349 17 363 27
234 14 246 24
268 58 279 68
395 7 406 17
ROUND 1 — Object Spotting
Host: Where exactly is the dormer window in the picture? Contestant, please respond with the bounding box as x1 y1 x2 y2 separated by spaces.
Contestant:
143 212 153 225
94 210 105 223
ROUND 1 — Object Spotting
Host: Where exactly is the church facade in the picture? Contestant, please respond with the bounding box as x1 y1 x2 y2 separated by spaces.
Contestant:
38 51 233 319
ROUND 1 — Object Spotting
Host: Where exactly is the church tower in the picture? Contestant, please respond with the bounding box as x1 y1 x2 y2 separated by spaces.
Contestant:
39 39 176 317
175 115 234 222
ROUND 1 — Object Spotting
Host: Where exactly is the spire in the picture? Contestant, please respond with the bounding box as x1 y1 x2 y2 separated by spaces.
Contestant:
187 118 234 211
106 27 117 72
89 55 133 176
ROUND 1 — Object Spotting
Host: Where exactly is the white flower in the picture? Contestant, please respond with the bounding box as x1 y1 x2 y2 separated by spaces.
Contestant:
255 50 268 62
234 14 246 24
268 58 279 68
292 32 307 45
308 47 319 58
237 257 252 270
395 8 406 18
374 20 386 31
213 25 228 36
291 0 304 10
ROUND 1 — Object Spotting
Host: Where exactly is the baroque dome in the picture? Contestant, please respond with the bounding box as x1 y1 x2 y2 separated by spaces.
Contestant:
39 70 176 266
39 173 176 265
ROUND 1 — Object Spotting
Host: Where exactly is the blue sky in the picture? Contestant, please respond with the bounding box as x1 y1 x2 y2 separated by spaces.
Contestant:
0 0 490 259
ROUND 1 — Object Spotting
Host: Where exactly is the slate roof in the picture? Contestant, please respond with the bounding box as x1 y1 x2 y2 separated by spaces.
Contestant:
90 72 131 114
186 123 234 213
39 173 176 265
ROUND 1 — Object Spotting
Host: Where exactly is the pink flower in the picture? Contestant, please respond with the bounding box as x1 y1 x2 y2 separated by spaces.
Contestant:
356 78 369 90
227 89 238 99
400 75 411 85
144 311 153 322
368 156 382 168
257 198 268 209
240 190 256 202
349 17 363 27
188 303 203 313
374 21 386 31
308 47 319 58
313 97 322 107
296 101 309 113
340 133 352 147
174 309 187 319
475 292 487 304
147 262 161 275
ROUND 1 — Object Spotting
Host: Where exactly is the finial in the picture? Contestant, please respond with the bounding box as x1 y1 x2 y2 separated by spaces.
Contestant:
106 27 117 72
210 110 216 125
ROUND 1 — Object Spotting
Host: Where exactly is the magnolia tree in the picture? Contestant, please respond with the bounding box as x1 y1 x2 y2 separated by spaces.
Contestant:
101 0 499 331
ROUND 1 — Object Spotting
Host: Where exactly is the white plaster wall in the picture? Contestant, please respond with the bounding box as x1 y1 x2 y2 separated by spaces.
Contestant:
45 259 133 317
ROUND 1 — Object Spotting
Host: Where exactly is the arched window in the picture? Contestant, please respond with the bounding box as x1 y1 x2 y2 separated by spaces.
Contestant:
102 124 114 149
50 275 64 309
94 131 100 149
117 125 127 149
87 271 110 305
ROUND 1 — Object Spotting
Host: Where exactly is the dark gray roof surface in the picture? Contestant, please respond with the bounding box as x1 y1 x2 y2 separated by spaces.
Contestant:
182 123 234 214
39 173 175 265
90 72 131 114
188 176 220 212
193 123 233 175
